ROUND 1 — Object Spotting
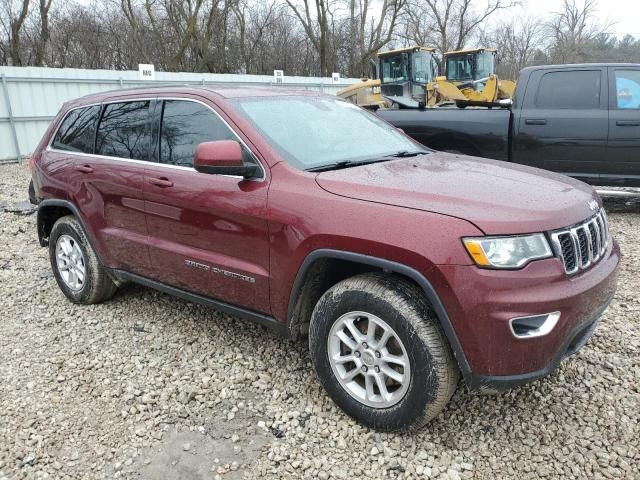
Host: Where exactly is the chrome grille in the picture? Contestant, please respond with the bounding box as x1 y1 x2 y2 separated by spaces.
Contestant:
550 209 609 275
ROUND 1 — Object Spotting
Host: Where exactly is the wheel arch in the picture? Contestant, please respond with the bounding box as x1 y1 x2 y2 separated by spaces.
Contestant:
37 200 102 264
286 249 472 379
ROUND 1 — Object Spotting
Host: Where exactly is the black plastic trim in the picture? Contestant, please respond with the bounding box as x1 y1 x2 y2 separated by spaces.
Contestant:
287 249 473 379
37 199 95 248
111 269 288 337
467 295 614 392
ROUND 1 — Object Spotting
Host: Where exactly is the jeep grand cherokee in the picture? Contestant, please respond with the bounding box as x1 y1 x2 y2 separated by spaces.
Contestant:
31 86 619 431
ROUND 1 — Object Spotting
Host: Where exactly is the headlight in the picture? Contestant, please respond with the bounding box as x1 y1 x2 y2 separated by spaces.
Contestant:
463 234 552 269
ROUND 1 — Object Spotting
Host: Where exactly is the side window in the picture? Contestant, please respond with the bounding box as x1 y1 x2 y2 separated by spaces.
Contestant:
614 70 640 109
534 70 601 109
95 101 151 160
159 100 236 167
52 106 101 153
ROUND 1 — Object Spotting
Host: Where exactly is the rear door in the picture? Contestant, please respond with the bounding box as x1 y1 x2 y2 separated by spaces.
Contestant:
49 100 153 275
514 67 608 180
606 67 640 185
142 97 271 313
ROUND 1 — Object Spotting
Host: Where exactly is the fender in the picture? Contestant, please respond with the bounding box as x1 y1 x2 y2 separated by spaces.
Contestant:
37 199 101 259
287 249 472 381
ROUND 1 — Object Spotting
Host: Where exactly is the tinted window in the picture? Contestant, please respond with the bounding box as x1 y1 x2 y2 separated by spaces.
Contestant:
96 101 151 160
52 106 101 153
615 70 640 109
159 100 235 167
535 71 601 109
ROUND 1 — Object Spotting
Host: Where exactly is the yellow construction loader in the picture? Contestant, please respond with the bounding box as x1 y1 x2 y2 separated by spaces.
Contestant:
338 46 439 109
427 48 516 106
338 46 516 109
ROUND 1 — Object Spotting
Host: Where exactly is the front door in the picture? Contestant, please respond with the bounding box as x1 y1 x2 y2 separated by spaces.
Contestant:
606 67 640 185
514 67 608 181
143 97 271 314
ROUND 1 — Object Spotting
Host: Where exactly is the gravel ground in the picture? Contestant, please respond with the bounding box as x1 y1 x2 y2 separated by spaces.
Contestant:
0 162 638 480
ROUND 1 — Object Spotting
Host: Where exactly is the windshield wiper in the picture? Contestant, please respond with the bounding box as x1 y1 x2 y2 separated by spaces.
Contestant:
306 158 391 172
306 150 430 172
384 150 429 158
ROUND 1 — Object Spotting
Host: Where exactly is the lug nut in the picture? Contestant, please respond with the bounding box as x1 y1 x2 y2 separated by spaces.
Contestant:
374 366 380 373
375 351 381 358
354 351 361 358
361 366 368 372
362 342 368 349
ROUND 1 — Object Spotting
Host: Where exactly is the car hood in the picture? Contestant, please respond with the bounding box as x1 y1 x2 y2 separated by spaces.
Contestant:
315 153 601 235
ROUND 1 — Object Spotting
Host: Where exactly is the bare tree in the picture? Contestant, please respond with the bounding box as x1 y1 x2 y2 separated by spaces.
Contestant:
547 0 609 63
480 18 543 79
403 0 516 55
34 0 53 65
285 0 339 76
2 0 31 65
346 0 406 77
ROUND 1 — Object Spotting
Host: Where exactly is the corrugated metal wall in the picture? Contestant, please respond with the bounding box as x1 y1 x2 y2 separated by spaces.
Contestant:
0 66 359 163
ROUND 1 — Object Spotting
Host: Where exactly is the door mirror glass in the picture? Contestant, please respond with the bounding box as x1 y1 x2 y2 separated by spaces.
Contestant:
193 140 258 178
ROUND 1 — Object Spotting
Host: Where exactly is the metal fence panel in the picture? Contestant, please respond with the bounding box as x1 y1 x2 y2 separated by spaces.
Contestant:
0 66 359 163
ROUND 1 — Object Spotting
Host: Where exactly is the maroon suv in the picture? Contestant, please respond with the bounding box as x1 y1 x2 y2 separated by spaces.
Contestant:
31 86 619 431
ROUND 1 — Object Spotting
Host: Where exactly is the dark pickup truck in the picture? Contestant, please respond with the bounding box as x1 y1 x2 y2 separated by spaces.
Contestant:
379 63 640 187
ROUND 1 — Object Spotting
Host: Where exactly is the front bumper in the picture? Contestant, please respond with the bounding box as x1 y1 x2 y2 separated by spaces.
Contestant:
430 238 620 390
465 296 611 392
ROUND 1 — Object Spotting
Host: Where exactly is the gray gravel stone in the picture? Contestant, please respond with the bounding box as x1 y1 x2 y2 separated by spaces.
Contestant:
0 163 638 480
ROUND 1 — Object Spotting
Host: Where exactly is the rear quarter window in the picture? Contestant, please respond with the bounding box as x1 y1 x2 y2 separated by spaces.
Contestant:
51 105 101 153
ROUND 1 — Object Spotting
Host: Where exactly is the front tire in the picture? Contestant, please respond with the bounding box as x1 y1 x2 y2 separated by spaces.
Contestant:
309 273 459 431
49 215 117 304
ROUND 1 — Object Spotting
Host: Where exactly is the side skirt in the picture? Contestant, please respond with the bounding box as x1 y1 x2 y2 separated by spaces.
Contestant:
110 269 288 337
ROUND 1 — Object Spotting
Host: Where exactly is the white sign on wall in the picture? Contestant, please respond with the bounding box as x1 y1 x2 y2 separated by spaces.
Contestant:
332 72 341 83
138 64 155 81
273 70 284 84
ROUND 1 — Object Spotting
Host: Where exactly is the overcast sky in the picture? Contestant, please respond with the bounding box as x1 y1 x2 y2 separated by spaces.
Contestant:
504 0 640 38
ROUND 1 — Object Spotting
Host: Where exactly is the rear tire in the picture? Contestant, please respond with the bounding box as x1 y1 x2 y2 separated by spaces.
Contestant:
49 215 117 304
309 273 459 431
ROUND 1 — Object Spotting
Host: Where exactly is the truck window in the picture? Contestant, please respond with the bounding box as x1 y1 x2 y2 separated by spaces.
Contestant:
95 101 151 160
614 70 640 109
52 106 101 153
534 70 601 109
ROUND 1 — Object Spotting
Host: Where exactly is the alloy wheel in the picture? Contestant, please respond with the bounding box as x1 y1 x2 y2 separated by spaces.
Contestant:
327 311 411 408
55 234 86 291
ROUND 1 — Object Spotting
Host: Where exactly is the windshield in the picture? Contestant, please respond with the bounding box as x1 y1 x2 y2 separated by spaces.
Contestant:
381 53 408 83
233 96 425 170
446 54 473 82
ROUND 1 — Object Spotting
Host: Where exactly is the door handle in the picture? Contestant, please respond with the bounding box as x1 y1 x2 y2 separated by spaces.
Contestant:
75 164 93 173
148 177 173 188
616 120 640 126
525 119 547 125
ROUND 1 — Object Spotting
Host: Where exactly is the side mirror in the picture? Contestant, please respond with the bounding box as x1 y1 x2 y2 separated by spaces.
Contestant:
193 140 259 179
